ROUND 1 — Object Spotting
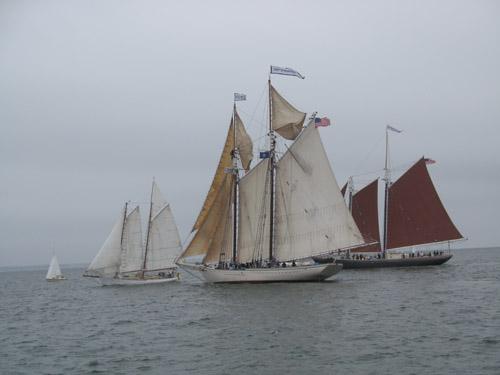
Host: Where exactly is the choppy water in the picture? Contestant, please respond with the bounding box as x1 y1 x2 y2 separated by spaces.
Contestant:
1 248 499 375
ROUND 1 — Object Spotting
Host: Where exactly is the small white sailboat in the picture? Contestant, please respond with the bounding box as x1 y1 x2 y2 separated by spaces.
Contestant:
46 255 66 281
177 67 365 283
84 181 183 286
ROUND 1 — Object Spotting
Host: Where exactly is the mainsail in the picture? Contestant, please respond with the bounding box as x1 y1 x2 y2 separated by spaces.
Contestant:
386 157 463 249
274 122 364 260
351 179 381 252
46 255 63 279
86 206 126 277
144 182 182 270
119 206 144 273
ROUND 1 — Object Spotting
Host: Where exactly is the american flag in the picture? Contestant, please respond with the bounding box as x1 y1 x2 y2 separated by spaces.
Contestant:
424 158 436 165
315 117 331 128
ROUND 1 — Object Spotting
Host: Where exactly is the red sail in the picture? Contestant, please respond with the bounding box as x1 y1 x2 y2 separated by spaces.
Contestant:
387 158 463 249
351 179 381 252
340 182 347 197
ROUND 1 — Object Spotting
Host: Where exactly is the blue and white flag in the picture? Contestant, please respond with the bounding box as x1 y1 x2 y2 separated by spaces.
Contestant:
270 66 305 79
259 151 270 159
234 93 246 101
387 125 402 133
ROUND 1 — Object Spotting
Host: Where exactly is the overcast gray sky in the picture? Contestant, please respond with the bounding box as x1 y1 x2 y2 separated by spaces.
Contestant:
1 0 499 267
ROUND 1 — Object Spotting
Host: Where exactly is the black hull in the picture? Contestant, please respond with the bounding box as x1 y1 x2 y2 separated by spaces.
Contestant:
313 254 453 269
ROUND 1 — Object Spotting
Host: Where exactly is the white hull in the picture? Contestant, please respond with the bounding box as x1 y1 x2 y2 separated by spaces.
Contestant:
98 275 179 286
179 263 342 283
46 276 66 282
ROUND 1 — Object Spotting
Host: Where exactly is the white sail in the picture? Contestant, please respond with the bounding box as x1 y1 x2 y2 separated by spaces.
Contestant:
151 181 168 218
274 122 364 260
119 206 144 273
270 84 306 140
46 255 63 279
237 159 271 263
145 204 182 270
234 109 253 170
86 207 125 277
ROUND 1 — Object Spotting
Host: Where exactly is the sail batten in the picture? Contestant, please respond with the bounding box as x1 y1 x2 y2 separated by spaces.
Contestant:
387 158 463 249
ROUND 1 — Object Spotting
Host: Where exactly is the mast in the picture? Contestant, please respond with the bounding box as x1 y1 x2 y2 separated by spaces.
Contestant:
232 103 238 263
119 201 128 248
347 176 354 212
142 179 155 277
268 76 276 262
382 127 390 255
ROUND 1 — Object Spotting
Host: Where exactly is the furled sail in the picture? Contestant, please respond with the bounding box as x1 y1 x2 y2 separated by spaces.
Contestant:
270 84 306 140
86 207 125 277
274 122 364 260
46 255 63 279
145 204 183 270
237 159 270 263
351 179 381 252
234 109 253 171
119 206 144 273
387 157 463 249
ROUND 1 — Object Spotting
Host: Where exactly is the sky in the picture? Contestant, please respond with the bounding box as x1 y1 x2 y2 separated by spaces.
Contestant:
1 0 499 267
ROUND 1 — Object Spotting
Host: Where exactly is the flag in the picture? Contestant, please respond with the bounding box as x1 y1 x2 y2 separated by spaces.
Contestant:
424 158 436 165
234 93 246 101
387 125 402 133
259 151 270 159
314 117 331 128
270 66 305 79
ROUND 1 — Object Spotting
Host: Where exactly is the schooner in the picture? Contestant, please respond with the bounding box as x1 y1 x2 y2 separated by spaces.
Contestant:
315 125 464 268
84 181 183 285
176 66 365 283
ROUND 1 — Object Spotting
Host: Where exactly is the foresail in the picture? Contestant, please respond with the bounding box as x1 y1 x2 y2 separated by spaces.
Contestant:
351 179 381 252
179 173 234 262
191 124 234 232
119 206 144 273
86 208 125 277
274 122 364 260
145 204 183 270
270 84 306 140
237 159 270 263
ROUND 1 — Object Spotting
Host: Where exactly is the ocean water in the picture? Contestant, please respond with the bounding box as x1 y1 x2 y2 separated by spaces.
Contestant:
1 248 499 375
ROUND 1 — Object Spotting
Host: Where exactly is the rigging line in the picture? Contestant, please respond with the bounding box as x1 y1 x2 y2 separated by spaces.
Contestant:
351 133 385 175
245 83 267 132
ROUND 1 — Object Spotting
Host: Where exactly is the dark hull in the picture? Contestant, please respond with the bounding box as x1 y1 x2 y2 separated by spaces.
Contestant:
313 254 453 269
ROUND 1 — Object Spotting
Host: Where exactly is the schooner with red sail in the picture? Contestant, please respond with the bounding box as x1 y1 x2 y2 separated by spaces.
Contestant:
315 126 464 268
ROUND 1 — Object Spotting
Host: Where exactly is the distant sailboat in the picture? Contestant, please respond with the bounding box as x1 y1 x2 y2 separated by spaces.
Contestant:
315 126 464 268
177 67 364 282
46 255 66 281
84 181 182 285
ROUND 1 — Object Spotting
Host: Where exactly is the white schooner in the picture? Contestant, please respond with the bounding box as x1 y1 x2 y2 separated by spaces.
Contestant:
177 67 365 283
84 181 182 286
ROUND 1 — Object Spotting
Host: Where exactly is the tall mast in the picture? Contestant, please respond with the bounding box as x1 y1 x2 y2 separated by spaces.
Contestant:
231 103 239 263
119 201 128 248
142 179 155 277
268 76 276 262
347 176 354 212
382 127 390 255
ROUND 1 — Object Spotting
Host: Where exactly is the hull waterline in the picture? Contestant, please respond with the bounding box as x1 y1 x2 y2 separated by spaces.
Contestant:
178 263 342 283
314 254 453 269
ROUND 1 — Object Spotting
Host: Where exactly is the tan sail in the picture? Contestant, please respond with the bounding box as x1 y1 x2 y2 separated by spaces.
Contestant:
234 109 253 171
274 121 364 260
270 84 306 140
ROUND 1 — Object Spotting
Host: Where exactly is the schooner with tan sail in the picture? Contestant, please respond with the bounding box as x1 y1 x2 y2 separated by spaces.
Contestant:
176 66 365 282
84 181 183 285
